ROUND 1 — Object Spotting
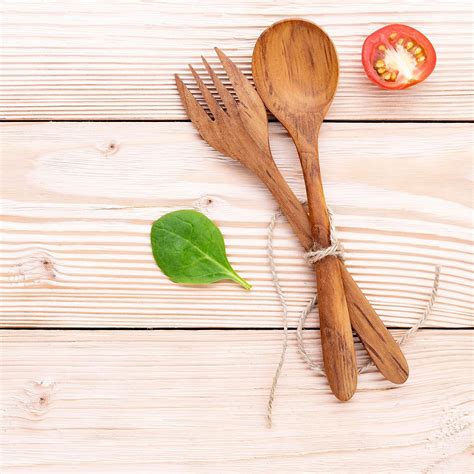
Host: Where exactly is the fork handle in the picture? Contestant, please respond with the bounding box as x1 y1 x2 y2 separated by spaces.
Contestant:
338 263 408 382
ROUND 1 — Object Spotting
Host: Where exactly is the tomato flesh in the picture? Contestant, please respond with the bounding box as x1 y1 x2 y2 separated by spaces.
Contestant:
362 24 436 90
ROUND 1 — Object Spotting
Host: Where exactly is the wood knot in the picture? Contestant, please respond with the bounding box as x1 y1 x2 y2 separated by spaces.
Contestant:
20 381 56 419
9 252 56 287
194 195 216 212
95 139 120 157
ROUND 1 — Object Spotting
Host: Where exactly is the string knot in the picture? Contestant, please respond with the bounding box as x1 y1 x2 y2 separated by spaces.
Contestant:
304 208 345 264
305 240 344 264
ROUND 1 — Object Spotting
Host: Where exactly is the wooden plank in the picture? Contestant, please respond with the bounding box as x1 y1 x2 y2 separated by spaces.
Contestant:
1 122 472 328
0 0 472 120
0 329 472 473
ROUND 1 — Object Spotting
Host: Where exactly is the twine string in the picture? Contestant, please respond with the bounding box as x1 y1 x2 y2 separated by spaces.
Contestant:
266 206 441 428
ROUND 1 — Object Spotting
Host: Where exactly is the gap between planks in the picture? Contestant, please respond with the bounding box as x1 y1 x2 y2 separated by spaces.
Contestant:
2 119 474 123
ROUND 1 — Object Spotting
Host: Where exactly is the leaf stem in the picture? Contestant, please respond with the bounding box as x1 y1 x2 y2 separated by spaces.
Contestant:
231 272 252 290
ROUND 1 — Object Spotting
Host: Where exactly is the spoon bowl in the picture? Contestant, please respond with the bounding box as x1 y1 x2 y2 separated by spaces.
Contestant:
253 19 339 136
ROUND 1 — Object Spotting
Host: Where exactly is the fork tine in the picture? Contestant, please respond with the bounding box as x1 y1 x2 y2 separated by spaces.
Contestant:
214 47 263 106
175 74 212 126
188 64 221 118
214 47 269 148
176 73 231 157
201 56 236 111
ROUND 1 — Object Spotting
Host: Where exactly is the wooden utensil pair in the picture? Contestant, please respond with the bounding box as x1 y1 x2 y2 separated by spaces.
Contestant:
175 19 408 401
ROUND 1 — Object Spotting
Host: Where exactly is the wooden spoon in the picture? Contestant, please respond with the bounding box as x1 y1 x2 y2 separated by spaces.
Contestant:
253 19 358 401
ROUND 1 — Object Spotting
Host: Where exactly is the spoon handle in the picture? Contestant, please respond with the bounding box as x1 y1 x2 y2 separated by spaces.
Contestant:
313 254 358 400
298 149 358 401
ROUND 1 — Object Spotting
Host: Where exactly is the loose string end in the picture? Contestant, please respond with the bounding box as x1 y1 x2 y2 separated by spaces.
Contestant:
265 205 441 425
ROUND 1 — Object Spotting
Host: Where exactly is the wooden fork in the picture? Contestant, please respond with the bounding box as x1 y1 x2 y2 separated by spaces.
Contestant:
175 48 409 386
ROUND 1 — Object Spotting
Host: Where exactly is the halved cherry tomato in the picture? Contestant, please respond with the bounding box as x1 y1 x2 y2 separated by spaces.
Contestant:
362 24 436 90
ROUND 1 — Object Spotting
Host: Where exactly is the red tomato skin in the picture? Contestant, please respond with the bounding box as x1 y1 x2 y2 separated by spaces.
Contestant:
362 24 436 90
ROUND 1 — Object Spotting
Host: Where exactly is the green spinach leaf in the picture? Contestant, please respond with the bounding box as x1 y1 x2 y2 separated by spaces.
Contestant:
150 210 251 290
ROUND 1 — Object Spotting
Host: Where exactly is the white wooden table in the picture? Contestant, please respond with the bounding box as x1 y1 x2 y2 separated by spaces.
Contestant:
1 1 472 472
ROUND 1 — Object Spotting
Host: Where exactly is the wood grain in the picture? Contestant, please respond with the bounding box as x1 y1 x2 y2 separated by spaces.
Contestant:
1 122 472 329
0 329 472 473
1 0 472 120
